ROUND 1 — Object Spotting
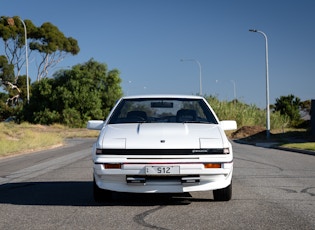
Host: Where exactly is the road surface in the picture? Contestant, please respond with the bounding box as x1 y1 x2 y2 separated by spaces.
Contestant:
0 139 314 229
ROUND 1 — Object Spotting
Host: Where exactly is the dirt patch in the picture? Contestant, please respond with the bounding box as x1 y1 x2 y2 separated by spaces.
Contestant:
231 126 314 144
231 126 266 140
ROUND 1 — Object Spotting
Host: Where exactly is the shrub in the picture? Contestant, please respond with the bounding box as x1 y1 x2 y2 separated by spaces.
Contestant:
205 96 290 130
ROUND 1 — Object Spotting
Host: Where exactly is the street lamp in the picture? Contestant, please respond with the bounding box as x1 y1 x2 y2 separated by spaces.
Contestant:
230 80 236 100
180 59 202 95
8 17 29 104
249 29 270 139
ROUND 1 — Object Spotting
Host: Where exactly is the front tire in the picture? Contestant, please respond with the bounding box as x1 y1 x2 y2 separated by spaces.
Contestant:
213 182 232 201
93 176 112 202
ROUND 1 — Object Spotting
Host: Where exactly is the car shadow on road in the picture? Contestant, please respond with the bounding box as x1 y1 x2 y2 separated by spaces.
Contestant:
0 181 213 206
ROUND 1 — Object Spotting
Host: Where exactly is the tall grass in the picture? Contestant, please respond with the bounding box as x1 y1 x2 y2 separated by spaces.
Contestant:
0 123 63 157
0 122 100 157
206 96 290 130
0 97 299 157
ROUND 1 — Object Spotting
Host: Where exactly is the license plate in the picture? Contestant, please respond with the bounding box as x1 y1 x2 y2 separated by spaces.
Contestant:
145 166 180 175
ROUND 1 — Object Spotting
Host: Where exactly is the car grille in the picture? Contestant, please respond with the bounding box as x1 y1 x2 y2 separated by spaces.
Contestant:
96 148 226 155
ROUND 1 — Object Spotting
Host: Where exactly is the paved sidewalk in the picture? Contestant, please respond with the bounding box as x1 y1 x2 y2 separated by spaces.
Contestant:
233 139 315 156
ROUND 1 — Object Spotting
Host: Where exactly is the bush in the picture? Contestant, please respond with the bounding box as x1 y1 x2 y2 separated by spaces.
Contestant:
22 59 123 127
33 108 60 125
274 94 303 127
205 96 290 130
62 108 82 128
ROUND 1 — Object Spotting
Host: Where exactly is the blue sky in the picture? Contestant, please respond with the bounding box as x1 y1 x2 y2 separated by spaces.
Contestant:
1 0 314 107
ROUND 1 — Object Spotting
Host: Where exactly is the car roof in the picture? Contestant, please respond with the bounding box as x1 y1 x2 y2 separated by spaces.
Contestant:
121 94 204 100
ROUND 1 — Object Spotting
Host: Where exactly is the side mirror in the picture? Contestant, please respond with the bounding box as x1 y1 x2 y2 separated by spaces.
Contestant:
220 120 237 131
87 120 104 130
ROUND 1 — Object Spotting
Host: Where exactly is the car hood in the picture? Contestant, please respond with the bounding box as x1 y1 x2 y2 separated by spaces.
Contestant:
97 123 229 149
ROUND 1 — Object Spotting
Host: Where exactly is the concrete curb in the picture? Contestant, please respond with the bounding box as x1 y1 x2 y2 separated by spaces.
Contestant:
273 146 315 156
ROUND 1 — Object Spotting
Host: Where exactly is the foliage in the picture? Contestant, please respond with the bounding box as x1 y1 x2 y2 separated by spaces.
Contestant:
0 91 24 122
0 15 80 107
0 16 80 80
28 21 80 80
0 55 14 83
33 108 61 125
0 122 99 156
23 59 123 127
0 122 63 156
205 95 290 130
281 142 315 151
0 17 34 78
273 94 302 127
0 99 11 121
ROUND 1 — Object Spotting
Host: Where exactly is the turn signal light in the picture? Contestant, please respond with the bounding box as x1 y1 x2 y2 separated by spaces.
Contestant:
103 163 122 169
204 163 221 168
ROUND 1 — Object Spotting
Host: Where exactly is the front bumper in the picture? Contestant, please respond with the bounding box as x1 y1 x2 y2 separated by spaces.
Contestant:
93 161 233 193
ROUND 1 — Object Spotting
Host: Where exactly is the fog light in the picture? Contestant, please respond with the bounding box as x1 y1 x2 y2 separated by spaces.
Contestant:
204 163 221 168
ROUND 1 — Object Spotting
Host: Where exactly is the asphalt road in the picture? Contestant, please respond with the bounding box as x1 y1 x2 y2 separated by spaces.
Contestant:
0 139 314 230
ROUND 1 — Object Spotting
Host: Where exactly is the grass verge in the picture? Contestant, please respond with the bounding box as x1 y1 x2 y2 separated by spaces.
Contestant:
280 143 315 151
1 123 314 158
0 123 99 157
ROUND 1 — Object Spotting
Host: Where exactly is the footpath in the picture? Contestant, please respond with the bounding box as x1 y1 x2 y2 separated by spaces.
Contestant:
231 126 315 156
234 139 315 156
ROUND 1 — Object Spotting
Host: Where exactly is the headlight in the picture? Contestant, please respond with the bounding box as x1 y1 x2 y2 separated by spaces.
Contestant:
223 148 230 154
96 149 103 155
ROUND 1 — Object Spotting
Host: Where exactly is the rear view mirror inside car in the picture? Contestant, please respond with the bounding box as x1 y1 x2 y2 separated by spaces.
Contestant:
151 102 174 108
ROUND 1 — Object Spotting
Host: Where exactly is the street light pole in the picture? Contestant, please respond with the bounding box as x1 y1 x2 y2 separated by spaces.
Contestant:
180 59 202 95
249 29 270 139
230 80 236 100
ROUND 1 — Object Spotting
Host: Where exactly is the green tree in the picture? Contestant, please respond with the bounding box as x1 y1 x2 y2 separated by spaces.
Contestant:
0 55 14 83
29 22 80 80
25 59 123 127
0 92 9 121
274 94 302 127
0 55 15 102
0 17 36 78
0 16 80 108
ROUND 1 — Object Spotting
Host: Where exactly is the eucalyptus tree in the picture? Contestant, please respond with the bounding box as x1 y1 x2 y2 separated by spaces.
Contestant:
29 22 80 81
0 16 79 107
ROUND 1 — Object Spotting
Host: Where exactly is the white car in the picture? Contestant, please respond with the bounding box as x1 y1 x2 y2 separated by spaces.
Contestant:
87 95 237 202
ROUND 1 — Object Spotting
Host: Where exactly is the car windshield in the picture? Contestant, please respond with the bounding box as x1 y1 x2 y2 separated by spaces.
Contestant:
108 98 218 124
